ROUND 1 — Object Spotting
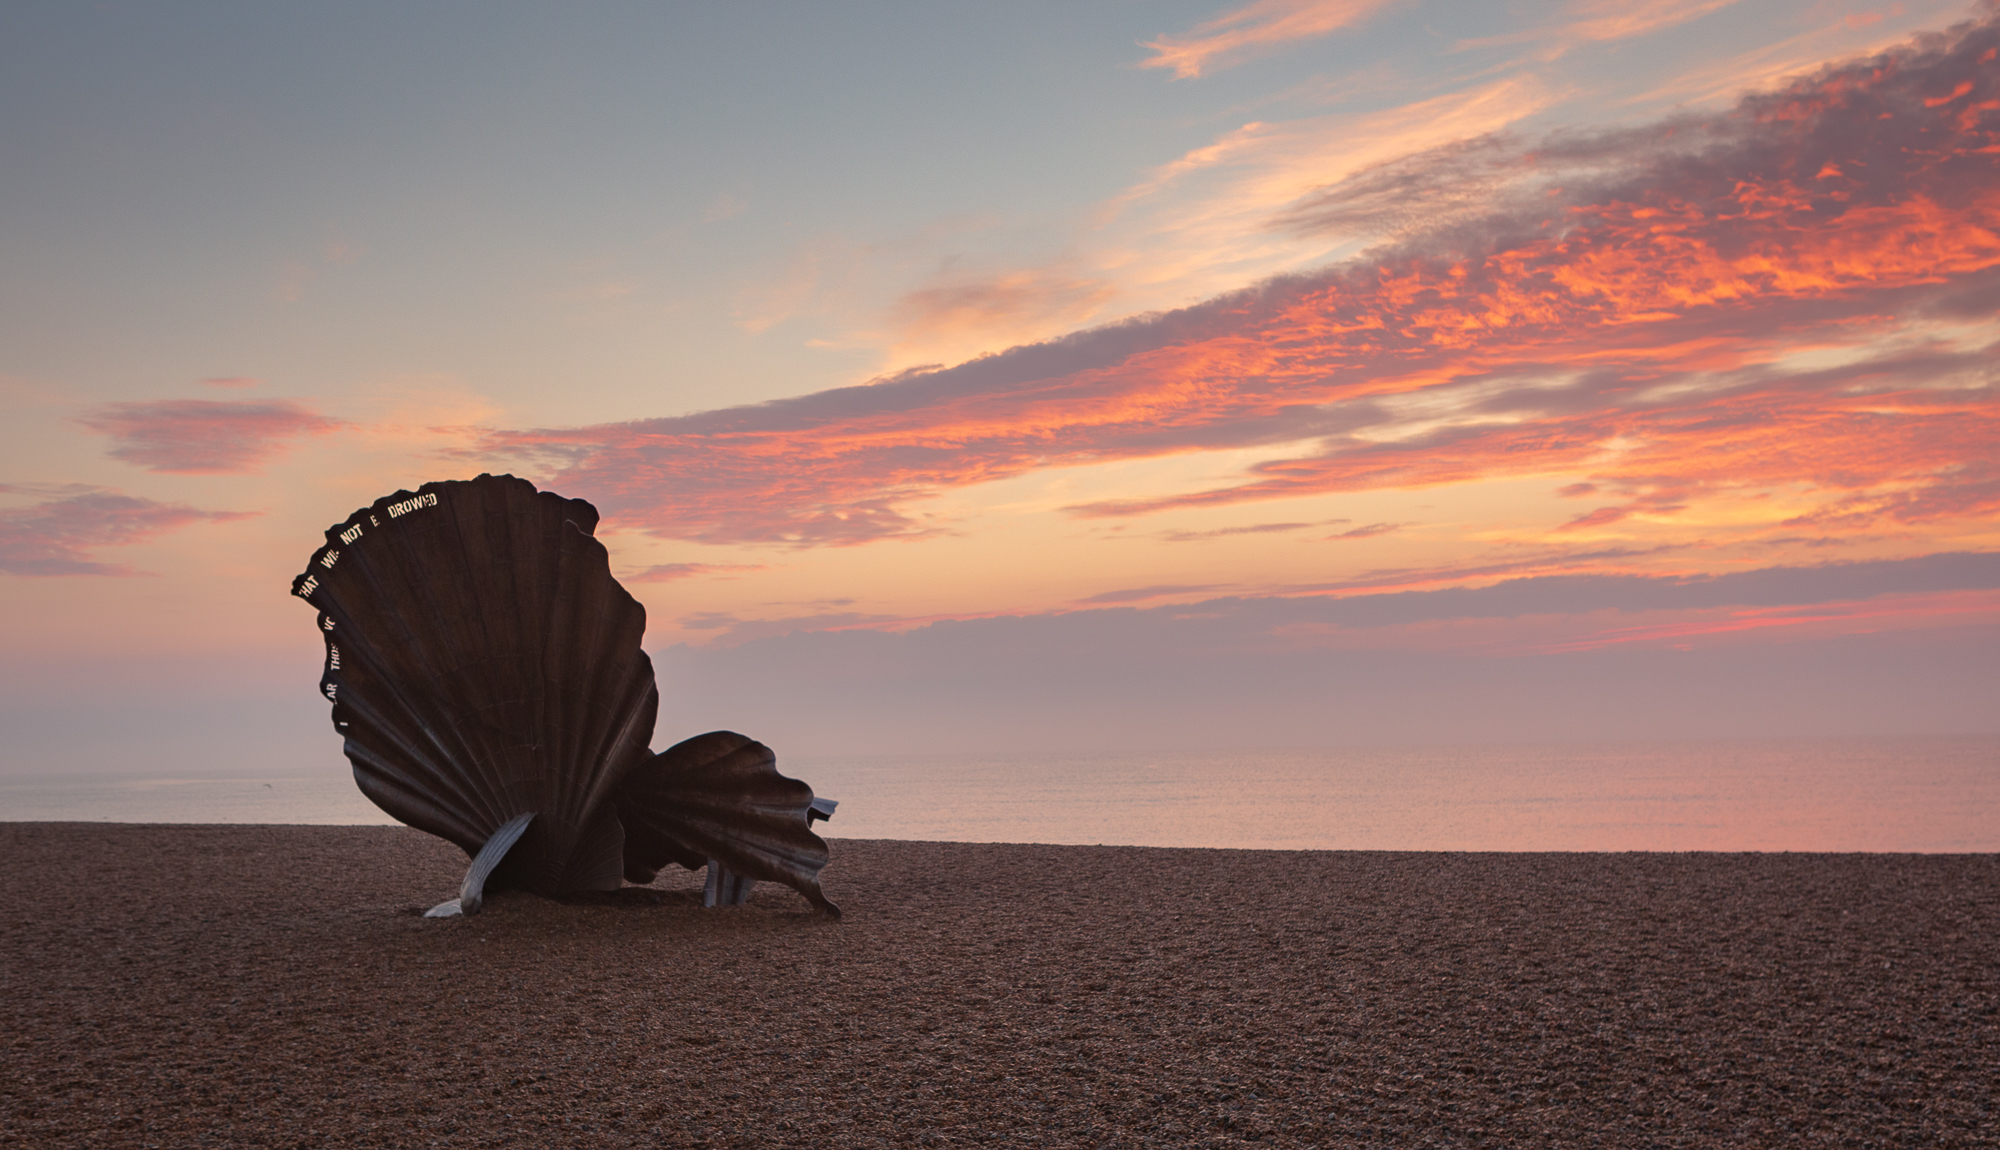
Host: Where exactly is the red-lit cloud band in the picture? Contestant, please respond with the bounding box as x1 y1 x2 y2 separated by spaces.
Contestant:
481 16 2000 548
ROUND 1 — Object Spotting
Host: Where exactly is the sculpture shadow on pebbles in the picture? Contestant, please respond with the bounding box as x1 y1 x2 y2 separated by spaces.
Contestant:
292 473 839 918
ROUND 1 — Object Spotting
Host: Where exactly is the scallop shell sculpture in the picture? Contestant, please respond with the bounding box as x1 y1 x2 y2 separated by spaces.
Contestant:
292 474 837 917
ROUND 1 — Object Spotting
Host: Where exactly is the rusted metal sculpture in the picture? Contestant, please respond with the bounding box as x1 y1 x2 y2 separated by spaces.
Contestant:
292 474 838 917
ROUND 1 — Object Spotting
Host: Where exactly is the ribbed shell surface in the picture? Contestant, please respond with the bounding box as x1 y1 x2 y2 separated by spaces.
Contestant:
292 474 658 896
616 731 838 915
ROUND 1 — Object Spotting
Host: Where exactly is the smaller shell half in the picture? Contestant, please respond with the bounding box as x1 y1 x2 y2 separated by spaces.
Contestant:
615 731 839 916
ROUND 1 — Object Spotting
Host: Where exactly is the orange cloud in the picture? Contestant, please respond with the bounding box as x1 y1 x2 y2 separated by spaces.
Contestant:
892 268 1117 358
1453 0 1743 55
1076 357 2000 531
1139 0 1392 79
479 15 2000 552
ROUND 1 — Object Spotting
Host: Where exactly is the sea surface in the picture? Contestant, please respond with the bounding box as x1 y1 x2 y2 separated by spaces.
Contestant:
3 736 1994 852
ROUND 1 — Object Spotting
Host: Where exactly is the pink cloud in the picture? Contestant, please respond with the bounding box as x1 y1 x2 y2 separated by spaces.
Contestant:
674 609 906 646
626 562 767 583
1557 506 1633 532
0 484 256 576
1526 589 2000 654
79 399 345 474
473 14 2000 551
1324 522 1401 540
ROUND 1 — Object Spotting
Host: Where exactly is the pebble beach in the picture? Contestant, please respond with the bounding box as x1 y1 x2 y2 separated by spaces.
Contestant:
2 823 1995 1148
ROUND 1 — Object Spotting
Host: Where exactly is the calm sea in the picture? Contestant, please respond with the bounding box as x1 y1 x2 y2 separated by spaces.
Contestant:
3 736 1994 852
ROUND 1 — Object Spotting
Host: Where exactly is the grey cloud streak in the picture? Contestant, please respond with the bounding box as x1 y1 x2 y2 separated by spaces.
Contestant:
685 550 2000 651
651 551 2000 753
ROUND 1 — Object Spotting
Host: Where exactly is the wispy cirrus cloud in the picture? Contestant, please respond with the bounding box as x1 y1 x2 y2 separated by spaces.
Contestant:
891 267 1118 360
1325 522 1401 540
1619 14 1909 110
477 15 2000 557
1453 0 1744 56
1557 0 1741 43
1160 520 1323 542
1139 0 1395 79
738 73 1554 376
79 399 345 474
0 484 255 576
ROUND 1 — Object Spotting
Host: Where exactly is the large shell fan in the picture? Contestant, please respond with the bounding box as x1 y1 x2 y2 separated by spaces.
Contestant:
292 474 658 900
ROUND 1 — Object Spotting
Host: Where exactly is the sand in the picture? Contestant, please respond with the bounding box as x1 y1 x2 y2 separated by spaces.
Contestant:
1 824 1994 1148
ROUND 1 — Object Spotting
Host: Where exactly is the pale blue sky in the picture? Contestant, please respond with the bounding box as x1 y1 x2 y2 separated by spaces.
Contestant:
6 1 1963 422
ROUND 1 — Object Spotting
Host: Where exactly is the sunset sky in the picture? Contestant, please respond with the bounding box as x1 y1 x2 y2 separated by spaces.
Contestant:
3 0 1997 772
